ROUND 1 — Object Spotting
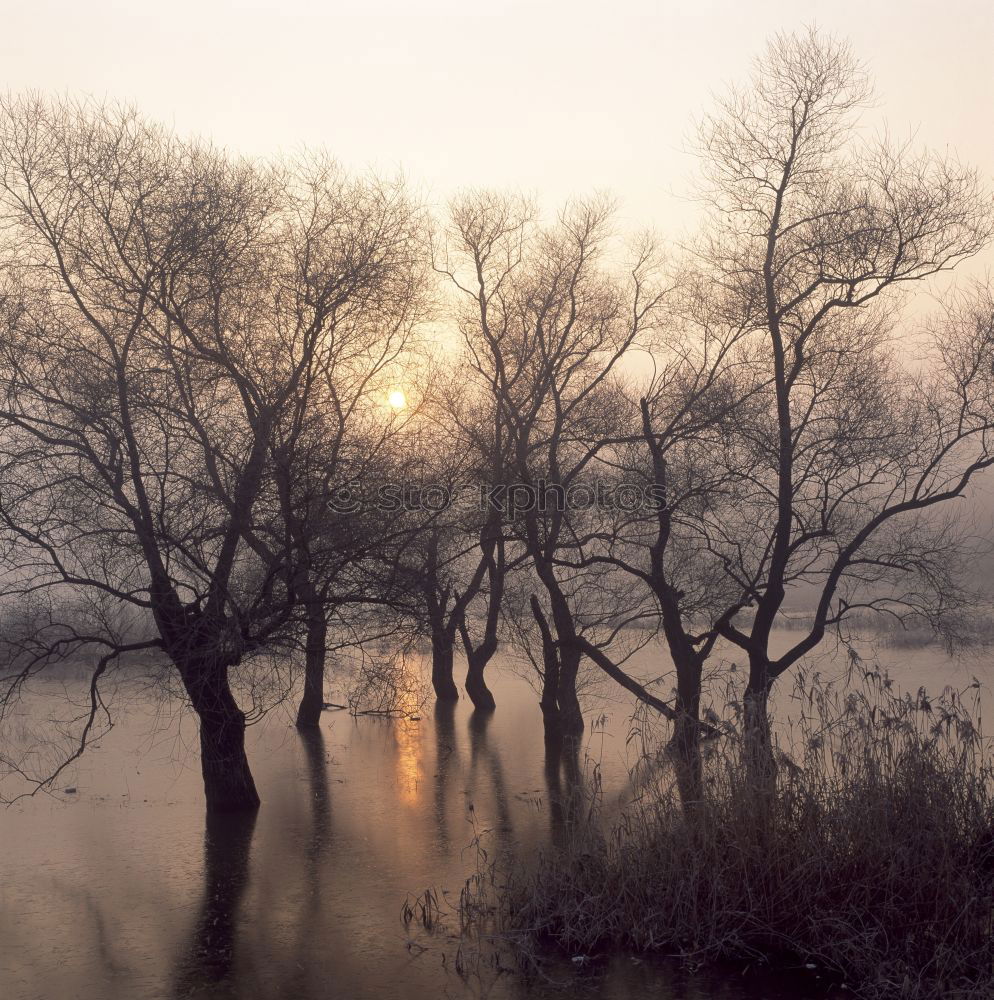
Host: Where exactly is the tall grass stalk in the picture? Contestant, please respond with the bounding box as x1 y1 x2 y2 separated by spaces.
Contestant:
464 662 994 999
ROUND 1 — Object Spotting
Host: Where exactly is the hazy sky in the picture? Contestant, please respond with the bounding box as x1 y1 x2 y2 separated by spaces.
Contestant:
3 0 992 239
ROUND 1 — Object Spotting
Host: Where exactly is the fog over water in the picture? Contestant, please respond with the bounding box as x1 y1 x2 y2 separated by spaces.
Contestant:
2 634 987 1000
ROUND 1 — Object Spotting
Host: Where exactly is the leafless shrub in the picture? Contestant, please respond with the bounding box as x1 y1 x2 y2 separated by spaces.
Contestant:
341 648 430 719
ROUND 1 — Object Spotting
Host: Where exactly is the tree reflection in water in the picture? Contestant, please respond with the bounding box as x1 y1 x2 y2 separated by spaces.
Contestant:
173 809 257 998
432 700 460 851
544 734 584 848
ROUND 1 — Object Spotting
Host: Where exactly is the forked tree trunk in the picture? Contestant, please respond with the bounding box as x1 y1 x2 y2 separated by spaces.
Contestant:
462 528 504 712
296 601 328 729
530 555 584 735
181 659 261 812
431 627 459 702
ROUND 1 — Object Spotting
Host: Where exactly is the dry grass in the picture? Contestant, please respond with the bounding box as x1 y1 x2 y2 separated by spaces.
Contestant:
461 663 994 999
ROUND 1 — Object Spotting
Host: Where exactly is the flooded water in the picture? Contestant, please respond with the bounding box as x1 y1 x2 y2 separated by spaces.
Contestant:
1 632 990 1000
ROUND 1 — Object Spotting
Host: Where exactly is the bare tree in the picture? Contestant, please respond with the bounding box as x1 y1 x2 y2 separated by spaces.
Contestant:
0 98 425 809
558 272 759 800
386 431 510 709
434 374 519 710
439 191 672 736
263 161 429 728
605 30 994 777
522 30 994 795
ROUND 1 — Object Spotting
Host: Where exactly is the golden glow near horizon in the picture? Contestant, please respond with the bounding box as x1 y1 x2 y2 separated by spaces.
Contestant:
387 389 407 411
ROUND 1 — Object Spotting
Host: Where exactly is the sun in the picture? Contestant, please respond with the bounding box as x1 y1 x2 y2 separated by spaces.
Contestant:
387 388 407 411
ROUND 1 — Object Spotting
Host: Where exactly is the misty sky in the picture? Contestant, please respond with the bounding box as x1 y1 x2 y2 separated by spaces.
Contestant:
4 0 992 243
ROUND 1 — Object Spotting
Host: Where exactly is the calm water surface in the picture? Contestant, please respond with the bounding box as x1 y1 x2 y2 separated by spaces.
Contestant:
1 633 988 1000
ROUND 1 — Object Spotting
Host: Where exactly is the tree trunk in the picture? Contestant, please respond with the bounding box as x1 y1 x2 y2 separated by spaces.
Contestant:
460 615 498 712
670 660 704 814
539 647 561 733
530 561 583 735
556 642 584 737
543 585 584 737
743 657 776 804
182 659 261 812
295 602 328 729
431 628 459 702
465 652 496 711
531 595 561 735
743 683 774 765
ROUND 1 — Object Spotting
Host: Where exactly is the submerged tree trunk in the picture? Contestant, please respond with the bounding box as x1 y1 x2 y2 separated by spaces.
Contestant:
460 527 504 713
539 647 561 732
431 627 459 702
531 595 561 735
460 609 499 711
465 651 496 711
546 583 585 736
181 658 261 812
539 665 560 729
555 641 585 737
530 593 581 737
296 601 328 730
528 537 584 734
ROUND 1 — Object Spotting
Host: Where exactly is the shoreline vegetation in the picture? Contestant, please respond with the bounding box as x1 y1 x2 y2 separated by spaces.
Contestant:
435 664 994 1000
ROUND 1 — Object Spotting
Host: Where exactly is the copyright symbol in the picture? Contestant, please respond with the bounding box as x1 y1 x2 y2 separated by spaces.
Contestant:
328 480 361 514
